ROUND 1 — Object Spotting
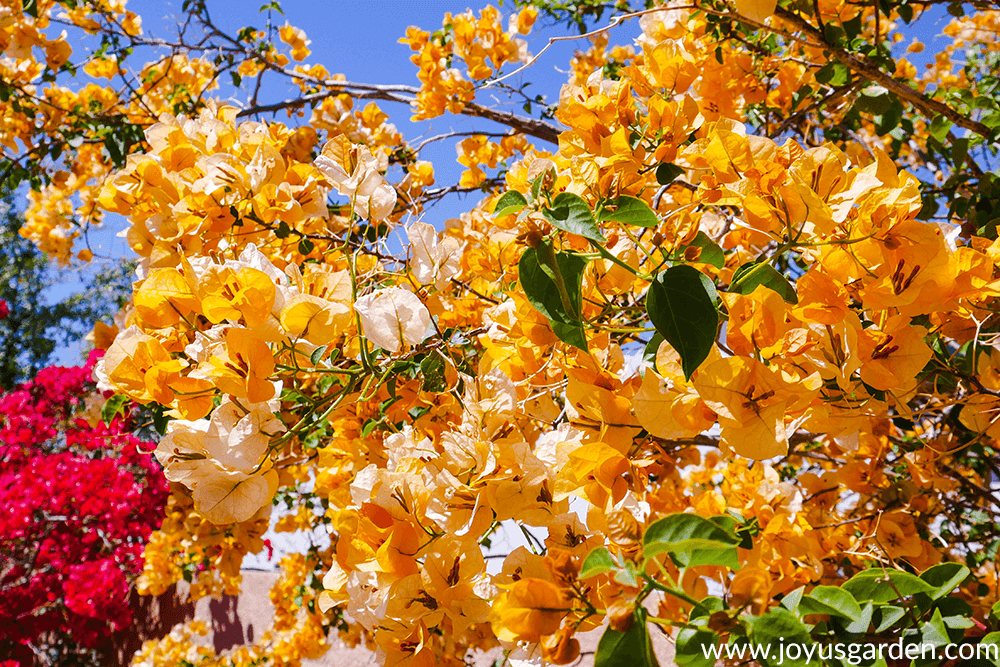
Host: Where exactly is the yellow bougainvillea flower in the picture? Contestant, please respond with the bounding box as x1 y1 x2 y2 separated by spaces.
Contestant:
95 325 184 405
729 566 773 614
280 264 353 345
200 327 276 403
200 266 277 330
133 267 200 328
192 467 279 525
278 23 311 61
858 314 932 391
489 578 568 643
354 287 430 353
409 222 464 290
694 356 816 459
314 134 396 220
556 441 630 509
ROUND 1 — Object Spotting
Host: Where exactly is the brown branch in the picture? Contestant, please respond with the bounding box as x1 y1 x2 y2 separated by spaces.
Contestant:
773 6 994 140
236 84 562 145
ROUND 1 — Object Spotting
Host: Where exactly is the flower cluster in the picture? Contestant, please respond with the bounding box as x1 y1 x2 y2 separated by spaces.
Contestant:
0 352 168 658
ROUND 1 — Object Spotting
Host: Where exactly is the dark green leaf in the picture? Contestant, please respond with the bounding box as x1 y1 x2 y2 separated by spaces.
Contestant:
298 238 315 255
420 351 448 393
597 195 659 228
656 162 685 185
646 266 719 380
543 192 606 243
310 345 327 366
816 62 850 86
595 610 660 667
493 190 528 218
580 547 618 579
519 247 589 351
643 333 665 368
920 562 969 599
730 262 798 303
856 85 892 115
22 0 38 18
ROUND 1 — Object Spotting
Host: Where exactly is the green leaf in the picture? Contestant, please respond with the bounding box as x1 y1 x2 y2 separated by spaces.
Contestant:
746 608 813 667
920 562 970 599
730 262 798 303
978 632 1000 666
597 195 659 228
856 85 892 115
844 601 874 634
643 514 740 563
952 137 970 168
781 587 805 614
930 115 954 143
646 266 719 380
580 547 617 579
420 351 449 393
101 394 130 424
842 569 936 603
673 232 725 268
614 562 640 587
22 0 38 18
873 604 907 632
310 345 327 366
493 190 528 218
800 586 864 621
519 246 589 351
594 610 660 667
643 333 665 368
675 624 717 667
921 608 951 648
897 2 914 22
543 192 606 242
298 238 315 255
275 221 291 238
815 62 850 86
152 404 170 436
656 162 685 185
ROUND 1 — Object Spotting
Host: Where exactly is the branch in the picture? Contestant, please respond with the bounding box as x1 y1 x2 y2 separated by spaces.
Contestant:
484 5 700 88
236 82 562 145
773 7 994 140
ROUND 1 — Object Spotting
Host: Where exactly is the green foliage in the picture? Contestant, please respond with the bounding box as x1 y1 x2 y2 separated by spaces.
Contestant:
587 514 994 667
519 244 590 350
0 199 132 388
646 265 719 380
